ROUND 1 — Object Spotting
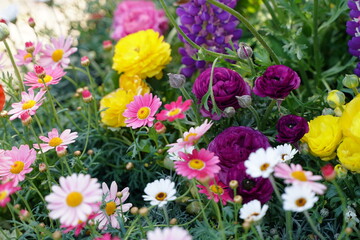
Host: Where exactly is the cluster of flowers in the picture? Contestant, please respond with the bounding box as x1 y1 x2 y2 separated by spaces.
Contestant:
347 0 360 76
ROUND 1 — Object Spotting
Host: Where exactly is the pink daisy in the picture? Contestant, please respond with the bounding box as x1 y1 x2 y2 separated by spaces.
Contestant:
274 163 327 195
14 42 42 66
33 128 78 154
175 148 220 180
0 145 36 185
0 181 21 207
147 226 192 240
197 177 232 205
95 181 132 230
7 88 46 120
156 96 192 122
24 66 66 89
167 119 213 153
123 93 162 129
39 36 77 69
45 173 102 226
61 211 99 237
94 233 121 240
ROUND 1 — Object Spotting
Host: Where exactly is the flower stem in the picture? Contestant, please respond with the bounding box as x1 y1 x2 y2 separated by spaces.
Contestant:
248 106 261 129
162 205 170 226
3 39 24 92
255 225 264 240
332 180 348 239
285 210 293 240
313 0 321 89
303 211 326 240
191 180 211 228
352 87 359 96
261 99 277 130
179 86 201 125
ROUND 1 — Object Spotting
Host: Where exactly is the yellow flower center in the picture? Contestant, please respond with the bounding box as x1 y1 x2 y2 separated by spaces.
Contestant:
37 75 53 84
66 192 83 207
209 184 224 195
260 163 270 171
295 198 307 207
22 100 36 110
51 49 64 62
291 171 307 181
184 133 197 142
188 159 205 170
137 107 151 120
105 201 117 216
168 108 181 116
23 53 32 60
0 191 8 201
49 137 63 147
155 192 167 201
10 161 25 174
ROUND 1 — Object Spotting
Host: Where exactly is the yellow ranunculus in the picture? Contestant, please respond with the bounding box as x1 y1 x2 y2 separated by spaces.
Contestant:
301 115 342 160
112 29 172 80
119 74 150 95
338 137 360 172
339 94 360 141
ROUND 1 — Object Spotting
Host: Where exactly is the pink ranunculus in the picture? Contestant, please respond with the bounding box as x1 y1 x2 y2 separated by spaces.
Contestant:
111 0 168 40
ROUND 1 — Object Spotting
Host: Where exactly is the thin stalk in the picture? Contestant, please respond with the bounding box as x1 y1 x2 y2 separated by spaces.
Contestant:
261 99 277 130
262 0 281 30
303 211 326 240
45 89 62 131
332 180 348 240
179 86 201 125
79 104 92 160
3 39 24 91
313 0 321 89
7 203 20 238
248 106 261 129
285 211 293 240
269 175 281 202
191 180 211 228
212 201 226 240
255 225 264 240
162 206 170 226
124 216 140 240
85 67 100 129
352 87 359 95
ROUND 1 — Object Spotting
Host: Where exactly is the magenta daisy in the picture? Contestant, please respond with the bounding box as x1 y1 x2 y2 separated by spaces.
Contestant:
274 163 327 195
7 88 46 120
167 119 213 153
156 96 192 122
123 93 162 129
95 181 132 230
0 145 36 185
39 36 77 68
33 128 78 154
24 66 66 89
45 173 102 226
0 181 21 207
175 148 220 180
61 211 99 237
14 42 42 66
197 177 232 205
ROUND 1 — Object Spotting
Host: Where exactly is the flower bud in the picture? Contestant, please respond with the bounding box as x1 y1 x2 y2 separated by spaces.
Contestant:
237 42 253 59
0 22 10 41
236 95 252 108
56 146 67 157
19 209 30 221
229 180 239 189
38 222 45 228
321 164 336 181
25 42 35 53
52 231 62 240
168 73 186 88
223 106 236 118
87 149 94 155
103 40 112 51
242 220 251 230
326 90 345 108
334 164 347 178
76 87 84 94
74 150 81 156
234 195 243 204
38 163 47 172
82 89 93 103
139 207 149 216
0 19 6 24
170 218 177 225
342 74 359 89
130 207 139 215
76 106 82 111
20 112 32 126
345 227 353 235
154 121 166 134
116 191 123 198
81 56 90 67
322 108 335 116
186 201 201 214
14 204 20 209
34 65 46 79
126 162 134 170
28 17 35 28
0 110 8 118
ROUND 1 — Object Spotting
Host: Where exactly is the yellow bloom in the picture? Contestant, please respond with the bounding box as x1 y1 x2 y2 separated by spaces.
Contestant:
338 137 360 172
301 115 342 160
100 89 136 128
112 29 172 79
119 74 150 95
339 94 360 141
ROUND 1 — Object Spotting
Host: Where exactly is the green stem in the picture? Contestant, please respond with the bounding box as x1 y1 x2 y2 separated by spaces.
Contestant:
261 99 277 130
352 87 359 96
255 225 264 240
179 87 201 125
313 0 321 89
124 216 140 240
285 211 293 240
45 89 62 131
79 104 91 160
304 211 326 240
248 106 261 129
333 180 348 240
262 0 281 30
162 206 170 226
191 180 211 228
3 39 24 91
212 201 226 240
269 175 281 202
85 67 100 130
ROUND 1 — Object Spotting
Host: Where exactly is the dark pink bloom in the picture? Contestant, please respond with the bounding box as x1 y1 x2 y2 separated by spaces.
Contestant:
0 181 21 207
156 96 192 122
197 177 232 205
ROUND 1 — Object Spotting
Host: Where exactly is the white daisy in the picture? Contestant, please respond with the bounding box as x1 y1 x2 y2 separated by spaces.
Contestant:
275 144 298 162
244 147 281 178
282 184 319 212
143 179 176 207
239 199 268 222
147 226 192 240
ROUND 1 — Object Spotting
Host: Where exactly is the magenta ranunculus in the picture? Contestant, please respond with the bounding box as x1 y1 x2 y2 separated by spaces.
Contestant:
111 0 168 40
192 67 251 120
253 65 301 99
276 114 309 144
226 162 273 204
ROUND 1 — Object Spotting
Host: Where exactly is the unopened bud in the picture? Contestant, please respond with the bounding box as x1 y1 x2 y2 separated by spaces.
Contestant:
0 22 10 41
76 106 82 111
39 222 45 228
327 90 345 108
76 87 84 94
0 110 8 118
186 201 201 214
126 162 134 170
28 18 35 28
87 149 94 155
56 146 67 157
322 108 334 116
14 204 21 209
242 220 251 230
116 192 123 198
223 106 236 118
19 209 30 221
237 43 253 59
20 112 32 126
74 150 81 156
130 207 139 215
34 65 46 79
234 195 243 204
154 121 166 134
38 163 47 172
229 180 239 190
345 227 353 235
342 74 359 89
334 164 347 178
168 73 186 88
25 42 35 53
139 207 149 216
81 56 90 67
52 231 62 240
321 164 336 181
144 163 149 167
103 40 112 51
170 218 177 225
82 89 93 103
236 95 252 108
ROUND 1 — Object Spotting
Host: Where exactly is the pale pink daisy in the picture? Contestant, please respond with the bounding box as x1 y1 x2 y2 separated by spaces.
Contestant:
61 211 99 237
197 177 232 205
123 93 162 129
95 181 132 230
45 173 102 226
14 42 42 66
175 148 220 180
33 128 78 154
39 36 77 68
0 181 21 207
156 96 192 122
24 66 66 89
274 163 327 195
167 119 213 153
7 88 46 120
0 145 36 185
147 226 192 240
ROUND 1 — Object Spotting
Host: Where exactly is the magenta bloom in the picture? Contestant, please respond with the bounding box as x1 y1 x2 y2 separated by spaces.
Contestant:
14 42 42 66
197 177 232 205
156 96 192 122
0 181 21 207
192 67 251 120
61 212 99 237
175 148 220 180
123 93 162 129
111 0 168 40
276 114 309 144
253 65 301 99
274 163 327 195
33 128 78 154
24 66 66 89
0 145 36 185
